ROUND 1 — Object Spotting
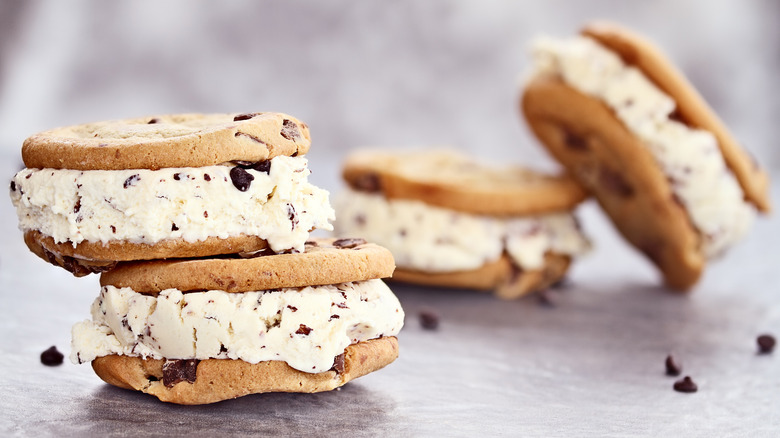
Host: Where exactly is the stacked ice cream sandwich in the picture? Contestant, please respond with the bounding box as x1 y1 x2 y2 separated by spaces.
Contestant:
10 112 404 404
335 150 591 299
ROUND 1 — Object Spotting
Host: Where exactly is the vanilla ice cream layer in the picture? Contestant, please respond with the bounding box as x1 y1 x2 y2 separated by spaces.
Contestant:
530 36 755 258
335 190 589 272
71 280 404 373
10 156 335 253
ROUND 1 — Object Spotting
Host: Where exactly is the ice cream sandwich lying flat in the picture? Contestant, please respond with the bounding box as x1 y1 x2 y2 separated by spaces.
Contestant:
10 112 334 275
335 149 590 299
70 238 404 405
521 22 770 290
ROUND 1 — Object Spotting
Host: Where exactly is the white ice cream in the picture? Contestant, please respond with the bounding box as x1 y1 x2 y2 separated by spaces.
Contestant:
335 190 589 272
10 156 335 253
71 279 404 373
530 36 755 258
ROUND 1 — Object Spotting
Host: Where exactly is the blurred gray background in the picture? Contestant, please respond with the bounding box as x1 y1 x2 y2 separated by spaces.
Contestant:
2 2 779 436
0 0 778 191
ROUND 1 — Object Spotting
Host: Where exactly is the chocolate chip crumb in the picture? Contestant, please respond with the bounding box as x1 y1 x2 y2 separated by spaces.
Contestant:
148 118 160 124
162 359 200 388
757 334 776 354
280 119 301 141
40 346 64 366
673 376 698 393
419 311 439 330
332 238 366 249
123 174 140 189
296 324 312 335
230 166 254 191
331 353 346 374
665 355 682 376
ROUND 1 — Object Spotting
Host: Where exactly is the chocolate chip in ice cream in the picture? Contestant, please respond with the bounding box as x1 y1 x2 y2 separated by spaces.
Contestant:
40 346 64 366
757 334 776 354
252 160 271 174
230 166 254 191
419 311 439 330
287 203 298 230
280 119 301 141
123 174 140 189
665 355 682 376
203 173 211 181
162 359 200 388
673 376 698 393
332 238 366 249
10 180 16 192
296 324 313 335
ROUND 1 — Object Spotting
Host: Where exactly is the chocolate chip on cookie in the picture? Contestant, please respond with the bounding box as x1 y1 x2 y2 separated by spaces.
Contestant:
162 359 200 388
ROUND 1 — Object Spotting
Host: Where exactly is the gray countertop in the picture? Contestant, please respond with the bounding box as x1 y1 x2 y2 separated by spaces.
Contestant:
0 152 778 437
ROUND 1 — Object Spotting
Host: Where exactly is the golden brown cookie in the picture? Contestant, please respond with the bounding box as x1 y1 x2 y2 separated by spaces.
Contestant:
91 336 398 405
342 149 586 216
22 112 310 170
100 238 395 293
521 23 768 290
392 253 570 300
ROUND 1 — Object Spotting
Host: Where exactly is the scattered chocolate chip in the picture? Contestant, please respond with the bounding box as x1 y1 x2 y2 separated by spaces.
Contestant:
563 130 588 151
352 173 381 193
252 160 271 174
599 167 633 197
332 238 366 249
10 180 15 192
148 118 160 124
331 353 346 374
171 223 179 231
123 174 140 189
757 334 776 354
537 290 556 308
173 173 182 181
287 305 298 312
280 119 301 141
40 346 64 366
665 355 682 376
203 173 211 181
233 113 259 121
673 376 698 393
162 359 200 388
419 311 439 330
296 324 312 335
229 166 254 191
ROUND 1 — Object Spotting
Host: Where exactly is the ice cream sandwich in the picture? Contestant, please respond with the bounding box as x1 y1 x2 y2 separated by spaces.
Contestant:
521 22 770 290
334 149 590 299
70 238 404 405
10 112 334 275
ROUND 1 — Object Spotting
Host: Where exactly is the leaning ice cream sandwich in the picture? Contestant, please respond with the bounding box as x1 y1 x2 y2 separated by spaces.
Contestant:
521 22 770 290
335 149 590 299
10 112 334 275
70 238 404 405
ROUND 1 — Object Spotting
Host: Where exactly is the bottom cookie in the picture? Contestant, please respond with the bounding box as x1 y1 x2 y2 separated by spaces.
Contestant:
391 253 570 300
91 337 399 405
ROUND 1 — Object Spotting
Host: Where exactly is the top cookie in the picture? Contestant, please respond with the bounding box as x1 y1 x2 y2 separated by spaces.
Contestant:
22 112 311 170
581 22 770 212
100 238 395 294
342 149 587 216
